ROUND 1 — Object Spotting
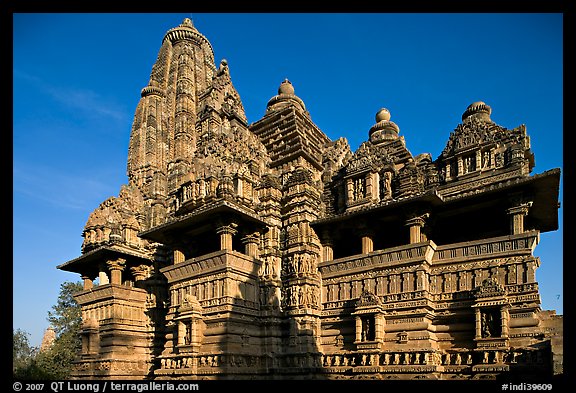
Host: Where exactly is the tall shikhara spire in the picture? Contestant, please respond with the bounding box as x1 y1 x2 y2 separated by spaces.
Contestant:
128 18 215 189
82 18 266 251
127 18 218 227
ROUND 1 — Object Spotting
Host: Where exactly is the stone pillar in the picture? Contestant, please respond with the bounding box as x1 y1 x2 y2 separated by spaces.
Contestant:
81 275 93 290
374 313 385 341
402 272 413 292
322 243 333 262
98 266 109 285
222 278 231 297
320 231 334 262
507 201 533 235
405 213 429 244
346 178 354 203
365 172 380 201
489 150 495 168
173 248 185 264
457 156 463 176
375 277 384 295
500 307 509 338
360 231 374 254
475 308 482 339
130 265 149 282
217 223 238 251
476 150 482 171
525 259 536 283
445 162 451 180
177 321 186 346
389 274 398 294
235 177 244 198
106 258 126 285
416 270 428 291
355 316 362 342
241 232 260 258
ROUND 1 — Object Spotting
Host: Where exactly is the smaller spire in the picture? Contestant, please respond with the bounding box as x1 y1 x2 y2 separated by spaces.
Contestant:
39 327 56 353
462 101 492 122
266 79 306 113
369 107 400 144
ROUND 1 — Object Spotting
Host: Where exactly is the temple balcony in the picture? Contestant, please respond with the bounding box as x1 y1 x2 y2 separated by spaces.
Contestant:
318 241 435 279
318 230 539 273
161 249 262 316
74 283 149 326
433 230 539 263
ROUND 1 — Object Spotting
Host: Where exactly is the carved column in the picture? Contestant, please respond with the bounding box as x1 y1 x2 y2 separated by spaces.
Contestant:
525 259 537 283
346 177 355 204
130 265 149 282
177 320 186 346
242 232 260 258
173 248 185 264
81 275 94 290
457 156 463 176
360 229 374 254
476 150 482 171
366 172 379 202
106 258 126 285
405 213 429 244
500 306 510 338
475 308 482 340
320 231 333 262
402 272 414 292
217 223 238 251
507 201 533 235
375 277 384 295
355 316 362 342
374 313 385 341
98 265 109 285
416 270 428 291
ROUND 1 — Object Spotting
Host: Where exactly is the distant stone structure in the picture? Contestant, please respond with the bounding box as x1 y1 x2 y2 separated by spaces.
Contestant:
58 18 562 380
39 327 56 352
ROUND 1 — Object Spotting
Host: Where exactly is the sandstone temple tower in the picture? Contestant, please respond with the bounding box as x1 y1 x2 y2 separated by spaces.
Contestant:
58 18 562 380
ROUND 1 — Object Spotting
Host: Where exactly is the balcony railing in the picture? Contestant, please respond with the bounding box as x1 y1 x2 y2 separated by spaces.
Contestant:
433 231 539 263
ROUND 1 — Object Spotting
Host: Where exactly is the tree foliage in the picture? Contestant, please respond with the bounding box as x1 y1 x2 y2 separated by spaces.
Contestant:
13 329 37 375
13 281 83 380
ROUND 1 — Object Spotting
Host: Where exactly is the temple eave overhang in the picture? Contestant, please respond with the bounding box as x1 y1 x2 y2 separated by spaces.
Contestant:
139 199 268 245
312 190 444 227
57 244 152 276
440 168 560 232
312 168 560 233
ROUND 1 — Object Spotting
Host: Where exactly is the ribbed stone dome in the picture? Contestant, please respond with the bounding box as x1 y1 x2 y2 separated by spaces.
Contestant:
462 101 492 122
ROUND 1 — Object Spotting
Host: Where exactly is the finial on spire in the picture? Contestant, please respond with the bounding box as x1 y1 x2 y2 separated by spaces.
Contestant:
462 101 492 122
375 108 391 122
182 17 194 27
369 107 399 143
278 79 295 95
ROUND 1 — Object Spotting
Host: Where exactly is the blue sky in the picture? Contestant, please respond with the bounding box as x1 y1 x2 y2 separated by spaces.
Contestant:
13 13 563 347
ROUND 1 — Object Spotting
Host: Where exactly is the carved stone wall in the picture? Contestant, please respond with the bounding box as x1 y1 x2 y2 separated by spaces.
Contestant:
58 18 562 381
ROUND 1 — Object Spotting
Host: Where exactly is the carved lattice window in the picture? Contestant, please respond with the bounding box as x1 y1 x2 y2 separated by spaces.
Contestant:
352 177 366 201
462 154 476 174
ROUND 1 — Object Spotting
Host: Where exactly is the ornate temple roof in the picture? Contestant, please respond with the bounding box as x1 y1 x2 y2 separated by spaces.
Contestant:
266 79 307 113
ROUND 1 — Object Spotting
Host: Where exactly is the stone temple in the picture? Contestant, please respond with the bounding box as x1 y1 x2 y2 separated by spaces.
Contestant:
58 18 562 380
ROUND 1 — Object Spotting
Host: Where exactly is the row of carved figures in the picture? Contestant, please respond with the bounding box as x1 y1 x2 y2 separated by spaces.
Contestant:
282 284 320 309
158 349 545 371
321 349 544 368
282 253 319 276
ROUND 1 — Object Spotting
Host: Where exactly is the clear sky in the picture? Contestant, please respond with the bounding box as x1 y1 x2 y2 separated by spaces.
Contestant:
13 13 563 347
